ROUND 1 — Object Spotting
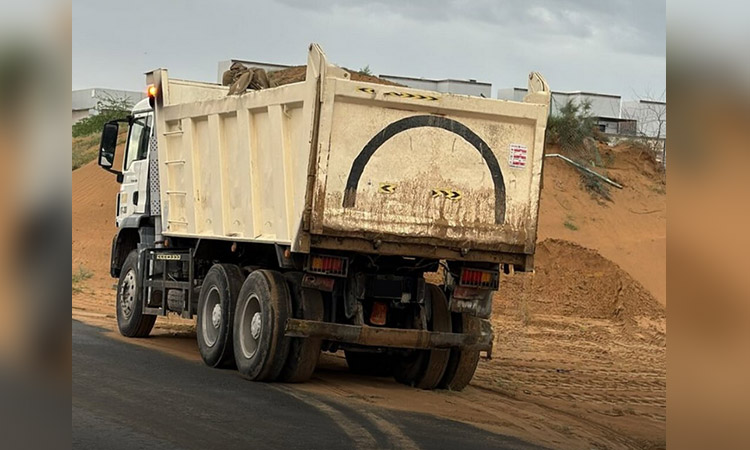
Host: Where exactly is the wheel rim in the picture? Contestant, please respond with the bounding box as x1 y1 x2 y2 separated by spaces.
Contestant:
120 269 137 319
239 293 262 359
201 286 222 347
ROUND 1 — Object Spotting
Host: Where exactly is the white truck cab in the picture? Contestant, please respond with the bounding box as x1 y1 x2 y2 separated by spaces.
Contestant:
115 98 154 226
98 95 158 282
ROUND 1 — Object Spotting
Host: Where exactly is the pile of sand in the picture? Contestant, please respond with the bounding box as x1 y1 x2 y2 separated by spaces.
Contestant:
496 239 665 322
537 144 666 306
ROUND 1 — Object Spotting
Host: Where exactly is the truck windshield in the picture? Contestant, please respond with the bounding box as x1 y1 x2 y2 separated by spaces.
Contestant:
124 114 153 171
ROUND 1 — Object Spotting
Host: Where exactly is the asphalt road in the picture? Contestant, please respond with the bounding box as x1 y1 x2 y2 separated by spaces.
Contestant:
72 320 543 450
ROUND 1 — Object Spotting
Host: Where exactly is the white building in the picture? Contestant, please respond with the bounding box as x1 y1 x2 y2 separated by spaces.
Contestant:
621 100 667 139
378 75 492 97
497 87 637 136
72 88 146 124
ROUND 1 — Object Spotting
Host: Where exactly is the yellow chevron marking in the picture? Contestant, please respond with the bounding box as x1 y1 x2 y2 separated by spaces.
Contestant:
358 87 376 94
384 91 439 101
379 183 396 194
430 189 462 200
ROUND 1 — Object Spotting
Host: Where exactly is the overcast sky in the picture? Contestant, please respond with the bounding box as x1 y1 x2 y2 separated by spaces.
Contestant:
72 0 665 99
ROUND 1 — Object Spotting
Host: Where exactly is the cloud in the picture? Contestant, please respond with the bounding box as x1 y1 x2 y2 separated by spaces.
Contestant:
72 0 665 98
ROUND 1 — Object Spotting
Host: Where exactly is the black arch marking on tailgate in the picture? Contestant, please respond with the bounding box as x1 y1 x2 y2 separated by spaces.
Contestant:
342 115 506 224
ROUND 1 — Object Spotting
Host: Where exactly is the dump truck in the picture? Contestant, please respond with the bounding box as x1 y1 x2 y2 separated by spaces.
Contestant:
97 44 550 390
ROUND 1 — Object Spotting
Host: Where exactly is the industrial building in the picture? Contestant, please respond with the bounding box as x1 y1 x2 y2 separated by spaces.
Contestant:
621 99 667 139
497 87 639 137
377 75 491 97
72 88 146 124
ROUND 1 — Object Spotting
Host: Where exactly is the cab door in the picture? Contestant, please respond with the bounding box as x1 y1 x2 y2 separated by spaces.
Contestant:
116 113 153 226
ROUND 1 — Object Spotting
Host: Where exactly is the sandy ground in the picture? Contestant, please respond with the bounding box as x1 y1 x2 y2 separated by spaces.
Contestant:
72 143 666 449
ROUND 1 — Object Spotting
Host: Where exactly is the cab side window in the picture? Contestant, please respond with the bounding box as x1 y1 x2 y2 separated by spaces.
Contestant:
123 115 153 171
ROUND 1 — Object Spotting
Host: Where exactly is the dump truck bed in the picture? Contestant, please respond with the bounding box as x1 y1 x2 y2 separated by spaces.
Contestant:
149 44 550 269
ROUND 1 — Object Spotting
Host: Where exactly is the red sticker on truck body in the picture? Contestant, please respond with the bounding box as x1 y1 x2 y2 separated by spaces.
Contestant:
509 144 528 169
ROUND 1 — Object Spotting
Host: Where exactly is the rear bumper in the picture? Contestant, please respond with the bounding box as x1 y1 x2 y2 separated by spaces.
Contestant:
284 318 493 352
309 234 534 271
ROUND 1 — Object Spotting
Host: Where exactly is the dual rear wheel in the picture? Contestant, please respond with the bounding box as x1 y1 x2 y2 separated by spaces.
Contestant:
196 267 322 382
196 264 244 368
117 255 479 390
195 270 478 390
345 283 481 391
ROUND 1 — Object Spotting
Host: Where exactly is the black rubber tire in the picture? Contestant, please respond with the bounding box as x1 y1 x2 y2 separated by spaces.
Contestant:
393 350 424 385
439 313 481 391
279 273 324 382
393 284 451 389
233 270 291 381
345 351 393 377
196 264 244 368
414 285 452 389
116 250 156 338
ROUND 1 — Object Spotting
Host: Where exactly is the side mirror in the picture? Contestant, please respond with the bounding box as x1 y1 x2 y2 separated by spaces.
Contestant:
98 121 119 169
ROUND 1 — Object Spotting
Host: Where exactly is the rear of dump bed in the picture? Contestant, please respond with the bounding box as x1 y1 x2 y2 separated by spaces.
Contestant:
149 44 550 270
309 65 550 269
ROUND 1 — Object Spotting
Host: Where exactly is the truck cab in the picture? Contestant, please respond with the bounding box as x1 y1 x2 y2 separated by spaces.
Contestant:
98 96 160 282
114 98 153 227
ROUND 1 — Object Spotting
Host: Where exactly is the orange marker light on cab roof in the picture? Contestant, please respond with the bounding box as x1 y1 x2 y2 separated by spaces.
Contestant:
147 85 157 97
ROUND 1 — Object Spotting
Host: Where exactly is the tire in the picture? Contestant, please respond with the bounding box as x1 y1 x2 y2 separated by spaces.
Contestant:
279 274 324 382
116 250 156 338
233 270 291 381
196 264 244 368
393 284 451 389
345 351 393 377
439 313 481 391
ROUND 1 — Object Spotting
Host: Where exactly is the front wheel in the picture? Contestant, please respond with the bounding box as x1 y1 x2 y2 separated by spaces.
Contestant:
116 250 156 338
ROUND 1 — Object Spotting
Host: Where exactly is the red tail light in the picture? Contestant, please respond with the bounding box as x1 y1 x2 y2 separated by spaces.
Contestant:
459 267 499 289
308 254 348 277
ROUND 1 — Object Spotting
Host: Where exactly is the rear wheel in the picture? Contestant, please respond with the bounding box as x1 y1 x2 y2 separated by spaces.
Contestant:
233 270 291 381
197 264 244 368
393 284 451 389
278 274 324 382
439 313 482 391
345 351 393 377
116 251 156 338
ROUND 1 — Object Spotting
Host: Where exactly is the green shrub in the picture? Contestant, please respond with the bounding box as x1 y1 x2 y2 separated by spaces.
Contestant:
72 265 93 293
546 99 597 153
546 100 612 200
72 93 133 138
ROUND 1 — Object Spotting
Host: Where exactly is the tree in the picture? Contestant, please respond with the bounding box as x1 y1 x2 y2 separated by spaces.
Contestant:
622 89 667 166
545 99 598 156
